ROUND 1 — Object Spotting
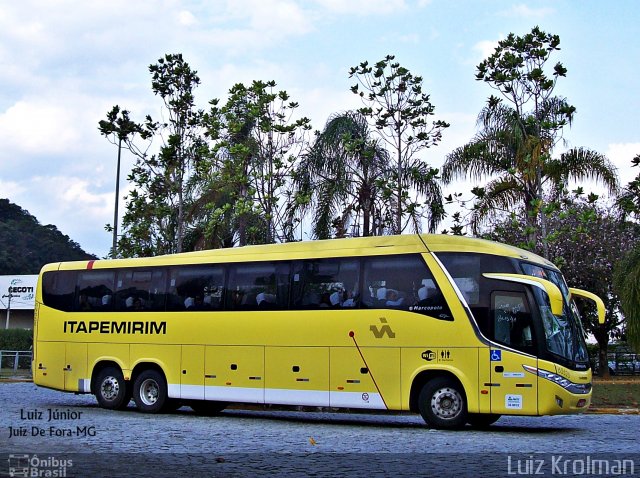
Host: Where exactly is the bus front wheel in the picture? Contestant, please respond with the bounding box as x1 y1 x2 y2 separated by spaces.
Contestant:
133 369 168 413
418 377 467 429
94 367 130 410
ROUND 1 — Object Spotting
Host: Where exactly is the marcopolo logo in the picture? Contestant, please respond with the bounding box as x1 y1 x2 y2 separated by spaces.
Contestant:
7 454 73 477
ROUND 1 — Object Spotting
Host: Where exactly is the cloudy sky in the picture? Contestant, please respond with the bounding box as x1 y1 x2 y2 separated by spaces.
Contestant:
1 0 638 257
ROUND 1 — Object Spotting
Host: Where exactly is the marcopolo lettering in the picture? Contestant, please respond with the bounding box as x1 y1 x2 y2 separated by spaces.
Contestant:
63 320 166 335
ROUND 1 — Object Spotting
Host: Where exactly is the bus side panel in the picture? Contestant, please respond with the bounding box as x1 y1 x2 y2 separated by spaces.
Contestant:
204 345 264 403
490 350 538 415
181 345 205 400
88 343 131 381
64 342 87 392
264 346 330 407
33 341 65 390
477 348 492 414
130 344 181 398
401 347 479 413
329 346 400 409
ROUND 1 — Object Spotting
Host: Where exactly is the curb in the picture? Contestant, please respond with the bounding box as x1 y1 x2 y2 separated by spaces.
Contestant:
588 407 640 415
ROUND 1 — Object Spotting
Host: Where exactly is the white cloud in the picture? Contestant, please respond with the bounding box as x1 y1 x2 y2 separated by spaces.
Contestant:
472 38 501 63
178 10 198 27
0 100 80 155
500 4 555 18
314 0 407 15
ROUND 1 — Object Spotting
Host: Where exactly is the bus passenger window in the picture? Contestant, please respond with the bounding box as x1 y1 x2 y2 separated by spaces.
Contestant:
75 270 115 312
362 254 452 320
42 271 77 312
115 268 166 312
291 259 359 309
227 262 290 311
167 265 224 311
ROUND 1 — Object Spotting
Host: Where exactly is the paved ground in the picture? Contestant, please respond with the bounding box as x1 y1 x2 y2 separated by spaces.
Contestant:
1 383 639 477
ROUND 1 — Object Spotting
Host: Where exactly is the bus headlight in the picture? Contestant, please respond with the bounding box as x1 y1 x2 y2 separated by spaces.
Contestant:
522 365 591 395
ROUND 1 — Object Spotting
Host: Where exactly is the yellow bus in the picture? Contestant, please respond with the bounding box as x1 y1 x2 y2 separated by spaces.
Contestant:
33 234 604 429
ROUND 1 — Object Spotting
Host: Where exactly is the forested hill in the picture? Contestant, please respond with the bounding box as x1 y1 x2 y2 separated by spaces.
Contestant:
0 199 96 274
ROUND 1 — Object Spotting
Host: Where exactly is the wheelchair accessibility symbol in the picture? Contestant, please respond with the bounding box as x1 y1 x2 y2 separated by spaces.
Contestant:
490 350 502 361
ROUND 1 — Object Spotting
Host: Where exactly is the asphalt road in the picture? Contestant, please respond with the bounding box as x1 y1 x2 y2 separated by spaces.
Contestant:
1 382 639 477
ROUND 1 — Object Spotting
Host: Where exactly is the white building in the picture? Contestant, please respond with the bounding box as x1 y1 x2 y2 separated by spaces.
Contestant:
0 275 37 329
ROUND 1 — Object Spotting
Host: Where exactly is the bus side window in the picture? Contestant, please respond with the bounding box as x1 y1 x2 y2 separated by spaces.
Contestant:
227 262 290 311
362 255 452 320
42 271 77 312
167 265 225 311
75 270 115 312
115 268 166 312
291 258 359 309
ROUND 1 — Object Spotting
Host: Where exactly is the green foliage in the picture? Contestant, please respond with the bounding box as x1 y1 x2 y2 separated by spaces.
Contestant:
483 193 639 373
114 54 205 257
443 27 618 251
0 199 95 274
198 80 311 246
350 54 448 234
617 154 640 220
613 245 640 353
295 111 390 238
0 328 33 350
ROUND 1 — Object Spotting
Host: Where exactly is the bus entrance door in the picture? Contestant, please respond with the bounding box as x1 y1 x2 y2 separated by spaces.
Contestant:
490 348 538 415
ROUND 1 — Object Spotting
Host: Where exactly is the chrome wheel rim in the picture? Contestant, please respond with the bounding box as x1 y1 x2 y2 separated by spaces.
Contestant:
101 376 120 401
139 378 159 406
430 386 462 419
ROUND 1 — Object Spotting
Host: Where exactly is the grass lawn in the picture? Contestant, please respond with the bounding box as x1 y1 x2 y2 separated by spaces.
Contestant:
591 376 640 408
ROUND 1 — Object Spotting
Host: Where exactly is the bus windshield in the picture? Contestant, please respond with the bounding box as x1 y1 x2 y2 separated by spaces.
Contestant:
520 263 589 365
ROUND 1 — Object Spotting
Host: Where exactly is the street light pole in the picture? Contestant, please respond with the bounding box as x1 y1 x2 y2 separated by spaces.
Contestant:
2 292 15 330
112 136 122 258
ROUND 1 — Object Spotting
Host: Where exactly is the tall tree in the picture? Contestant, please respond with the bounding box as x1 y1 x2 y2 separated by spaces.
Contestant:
202 80 310 246
98 105 150 257
442 101 619 242
613 155 640 353
117 54 205 257
350 55 448 234
295 111 391 238
616 154 640 220
444 27 618 253
614 246 640 354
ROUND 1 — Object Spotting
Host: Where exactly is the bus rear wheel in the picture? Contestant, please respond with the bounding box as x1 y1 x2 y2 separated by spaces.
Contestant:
133 369 168 413
94 367 130 410
418 377 467 429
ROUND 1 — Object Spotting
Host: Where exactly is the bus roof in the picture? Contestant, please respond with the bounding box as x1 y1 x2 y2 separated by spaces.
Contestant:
43 234 556 272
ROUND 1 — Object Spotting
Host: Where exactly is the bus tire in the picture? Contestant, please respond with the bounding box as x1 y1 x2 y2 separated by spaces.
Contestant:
467 413 501 428
190 400 228 416
133 369 168 413
418 377 467 429
95 367 130 410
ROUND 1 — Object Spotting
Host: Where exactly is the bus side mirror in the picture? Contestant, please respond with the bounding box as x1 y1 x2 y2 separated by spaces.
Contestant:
482 273 564 317
569 288 606 324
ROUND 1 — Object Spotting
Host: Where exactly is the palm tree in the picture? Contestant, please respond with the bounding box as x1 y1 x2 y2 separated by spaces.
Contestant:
614 245 640 353
295 111 391 238
442 100 619 247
